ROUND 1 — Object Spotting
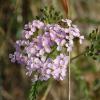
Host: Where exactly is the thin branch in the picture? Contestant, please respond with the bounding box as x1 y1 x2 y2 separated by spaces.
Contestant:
60 0 68 16
68 51 71 100
1 89 13 100
71 51 87 62
41 82 52 100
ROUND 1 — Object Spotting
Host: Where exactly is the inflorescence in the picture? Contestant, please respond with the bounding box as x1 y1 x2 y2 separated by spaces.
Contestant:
9 19 84 82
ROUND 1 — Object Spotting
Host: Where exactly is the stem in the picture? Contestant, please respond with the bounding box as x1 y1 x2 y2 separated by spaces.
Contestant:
67 0 71 99
29 81 39 100
71 51 87 62
41 82 52 100
68 51 71 100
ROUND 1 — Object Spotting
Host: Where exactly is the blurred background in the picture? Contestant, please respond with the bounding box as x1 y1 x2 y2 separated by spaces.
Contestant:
0 0 100 100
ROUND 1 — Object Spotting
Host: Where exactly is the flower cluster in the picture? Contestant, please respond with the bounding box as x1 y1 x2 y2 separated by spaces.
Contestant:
9 19 84 82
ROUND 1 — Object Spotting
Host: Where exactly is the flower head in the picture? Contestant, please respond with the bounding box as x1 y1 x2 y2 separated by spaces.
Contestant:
9 19 84 82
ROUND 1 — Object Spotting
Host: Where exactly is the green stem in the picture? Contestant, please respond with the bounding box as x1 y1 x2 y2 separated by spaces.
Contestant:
71 51 87 62
29 81 39 100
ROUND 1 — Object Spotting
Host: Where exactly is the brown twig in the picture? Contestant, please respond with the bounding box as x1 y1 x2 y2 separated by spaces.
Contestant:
60 0 68 16
1 89 13 100
41 81 53 100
